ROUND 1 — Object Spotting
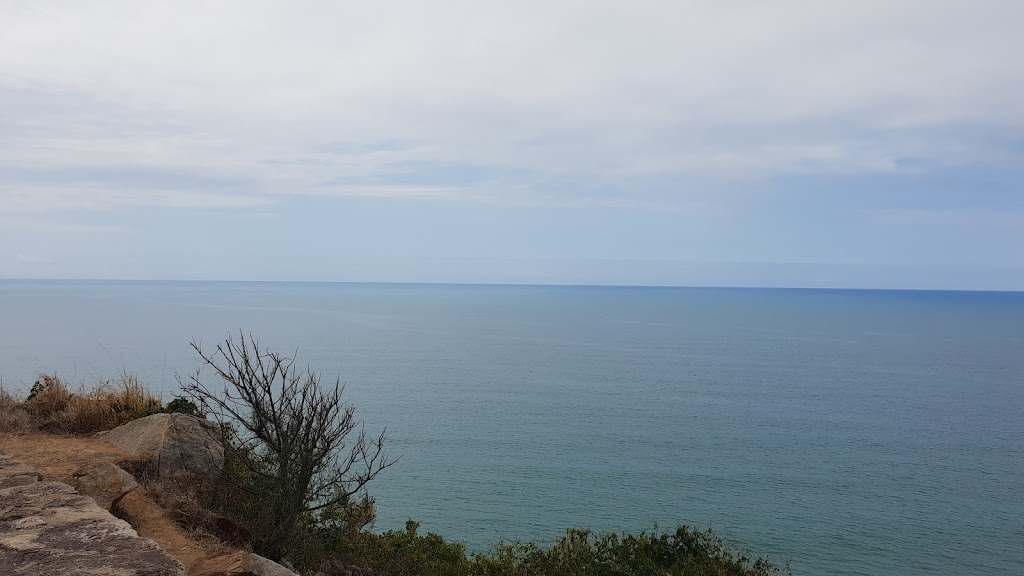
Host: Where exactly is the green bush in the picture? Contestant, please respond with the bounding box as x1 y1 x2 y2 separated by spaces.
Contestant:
294 520 473 576
474 527 782 576
163 396 199 416
279 518 783 576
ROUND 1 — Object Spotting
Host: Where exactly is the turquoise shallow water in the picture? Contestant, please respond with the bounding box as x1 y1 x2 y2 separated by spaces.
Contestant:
1 281 1022 575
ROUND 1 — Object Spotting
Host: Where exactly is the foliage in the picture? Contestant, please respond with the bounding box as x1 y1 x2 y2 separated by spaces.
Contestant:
180 332 394 562
473 527 783 576
163 396 200 416
292 519 473 576
283 520 783 576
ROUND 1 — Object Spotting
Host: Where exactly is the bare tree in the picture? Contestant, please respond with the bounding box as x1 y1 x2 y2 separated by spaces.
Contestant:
181 333 394 561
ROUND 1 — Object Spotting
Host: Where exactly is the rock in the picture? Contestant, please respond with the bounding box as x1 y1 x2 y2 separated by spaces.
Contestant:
247 554 302 576
71 463 140 510
188 552 249 576
0 476 184 575
0 454 41 489
100 413 224 489
188 551 300 576
0 473 39 489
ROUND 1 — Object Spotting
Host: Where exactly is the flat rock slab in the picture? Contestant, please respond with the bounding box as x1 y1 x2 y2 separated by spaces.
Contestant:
0 453 184 576
0 454 42 489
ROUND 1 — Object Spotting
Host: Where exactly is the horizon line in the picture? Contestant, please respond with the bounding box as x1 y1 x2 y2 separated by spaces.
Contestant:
2 277 1022 295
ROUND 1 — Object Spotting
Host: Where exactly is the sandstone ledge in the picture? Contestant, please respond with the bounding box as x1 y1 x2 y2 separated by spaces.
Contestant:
0 452 184 576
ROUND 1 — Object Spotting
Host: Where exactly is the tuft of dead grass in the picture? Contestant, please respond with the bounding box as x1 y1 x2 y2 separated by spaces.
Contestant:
0 389 33 433
2 373 164 435
145 482 252 547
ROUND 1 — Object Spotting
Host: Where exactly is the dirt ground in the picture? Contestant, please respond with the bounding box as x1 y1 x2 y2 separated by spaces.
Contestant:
0 432 229 569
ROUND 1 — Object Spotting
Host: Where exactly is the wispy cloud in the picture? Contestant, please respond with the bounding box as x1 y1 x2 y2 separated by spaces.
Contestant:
50 224 126 235
870 209 1024 226
305 185 467 199
0 187 273 214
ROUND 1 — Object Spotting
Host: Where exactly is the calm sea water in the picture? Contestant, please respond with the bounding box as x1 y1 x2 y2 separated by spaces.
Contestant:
1 280 1022 575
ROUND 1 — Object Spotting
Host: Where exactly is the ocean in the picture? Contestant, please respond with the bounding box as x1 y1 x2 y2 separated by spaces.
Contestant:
1 280 1021 575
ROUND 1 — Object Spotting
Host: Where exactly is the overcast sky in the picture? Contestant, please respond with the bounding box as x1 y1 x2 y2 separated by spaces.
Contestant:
1 1 1022 289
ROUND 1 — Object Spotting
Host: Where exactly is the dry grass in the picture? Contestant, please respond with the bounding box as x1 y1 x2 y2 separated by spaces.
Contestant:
0 389 33 433
114 489 232 568
1 373 164 435
145 482 253 548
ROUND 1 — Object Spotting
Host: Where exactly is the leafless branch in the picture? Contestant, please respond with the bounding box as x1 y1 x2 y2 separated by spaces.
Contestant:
180 332 396 561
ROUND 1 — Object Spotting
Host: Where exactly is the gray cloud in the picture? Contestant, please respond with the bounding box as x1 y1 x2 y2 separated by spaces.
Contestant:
1 0 1022 231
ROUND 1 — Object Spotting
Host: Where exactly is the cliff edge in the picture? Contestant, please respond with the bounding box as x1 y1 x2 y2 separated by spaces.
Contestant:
0 451 185 575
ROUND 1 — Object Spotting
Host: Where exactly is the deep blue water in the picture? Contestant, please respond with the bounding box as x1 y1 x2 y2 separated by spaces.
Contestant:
1 280 1022 575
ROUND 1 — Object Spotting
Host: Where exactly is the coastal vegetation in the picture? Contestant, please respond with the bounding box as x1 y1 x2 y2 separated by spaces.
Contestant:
180 333 395 562
0 336 785 576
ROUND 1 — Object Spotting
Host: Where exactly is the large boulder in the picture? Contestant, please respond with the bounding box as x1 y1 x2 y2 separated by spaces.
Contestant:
100 413 224 489
188 551 300 576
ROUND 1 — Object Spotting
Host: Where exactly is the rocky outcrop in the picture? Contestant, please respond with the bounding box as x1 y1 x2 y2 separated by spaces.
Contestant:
0 453 184 576
100 413 224 488
188 551 300 576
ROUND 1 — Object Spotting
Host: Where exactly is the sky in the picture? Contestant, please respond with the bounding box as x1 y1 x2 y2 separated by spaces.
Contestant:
1 1 1022 289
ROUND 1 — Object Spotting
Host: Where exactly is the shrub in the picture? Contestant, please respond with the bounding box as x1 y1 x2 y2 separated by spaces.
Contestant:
163 396 200 416
311 520 474 576
181 333 394 562
474 527 783 576
282 521 783 576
